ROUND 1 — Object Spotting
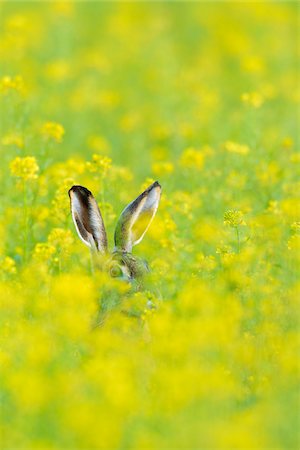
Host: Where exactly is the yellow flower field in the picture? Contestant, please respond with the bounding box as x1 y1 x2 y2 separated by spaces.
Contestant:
0 1 299 449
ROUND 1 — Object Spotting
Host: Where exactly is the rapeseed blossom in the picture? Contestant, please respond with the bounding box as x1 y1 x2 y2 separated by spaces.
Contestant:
179 147 205 169
41 121 65 142
0 75 24 94
0 256 17 276
86 154 112 176
224 141 250 155
10 156 39 181
224 210 246 227
33 242 56 261
87 135 111 154
1 133 24 148
241 91 264 108
152 161 174 176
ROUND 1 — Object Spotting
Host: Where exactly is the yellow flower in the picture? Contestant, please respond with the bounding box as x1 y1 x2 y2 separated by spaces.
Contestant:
241 91 264 108
179 147 205 170
48 228 74 252
119 112 140 132
0 256 17 275
52 1 74 16
41 121 65 143
256 161 280 186
152 161 174 176
1 133 24 149
196 253 217 271
241 56 264 74
226 171 247 189
0 75 24 94
97 90 120 109
151 124 171 140
172 191 199 220
45 60 71 81
110 166 133 182
86 154 112 176
151 146 169 161
87 135 110 154
224 210 246 227
10 156 39 181
281 137 293 149
178 122 195 138
216 243 233 255
8 370 52 412
287 235 300 251
290 153 300 164
291 222 300 234
51 177 76 223
280 198 300 221
267 200 281 215
224 141 250 155
159 238 176 252
33 243 56 262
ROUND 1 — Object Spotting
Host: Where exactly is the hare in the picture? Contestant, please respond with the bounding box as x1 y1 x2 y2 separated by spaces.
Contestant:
68 181 161 281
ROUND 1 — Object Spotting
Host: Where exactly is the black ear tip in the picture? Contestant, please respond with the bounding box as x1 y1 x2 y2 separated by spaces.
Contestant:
68 185 92 197
142 180 161 196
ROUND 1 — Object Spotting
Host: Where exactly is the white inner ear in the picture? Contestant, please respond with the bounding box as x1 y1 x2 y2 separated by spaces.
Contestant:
71 194 93 248
131 187 160 247
72 194 83 220
88 196 107 252
144 187 159 210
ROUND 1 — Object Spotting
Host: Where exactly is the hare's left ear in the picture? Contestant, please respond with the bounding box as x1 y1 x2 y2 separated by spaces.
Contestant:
68 185 108 253
114 181 161 253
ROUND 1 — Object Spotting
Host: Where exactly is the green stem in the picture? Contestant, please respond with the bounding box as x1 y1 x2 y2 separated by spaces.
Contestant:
57 249 62 275
90 248 95 275
100 175 106 222
235 226 240 254
23 180 29 263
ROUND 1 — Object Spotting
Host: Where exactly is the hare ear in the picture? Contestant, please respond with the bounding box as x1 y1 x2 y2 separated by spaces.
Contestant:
114 181 161 253
68 185 108 253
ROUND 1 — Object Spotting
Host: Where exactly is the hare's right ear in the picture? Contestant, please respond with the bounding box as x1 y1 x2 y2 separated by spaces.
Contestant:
114 181 161 253
68 185 108 253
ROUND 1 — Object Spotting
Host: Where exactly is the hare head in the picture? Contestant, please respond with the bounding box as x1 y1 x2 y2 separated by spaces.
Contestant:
68 181 161 281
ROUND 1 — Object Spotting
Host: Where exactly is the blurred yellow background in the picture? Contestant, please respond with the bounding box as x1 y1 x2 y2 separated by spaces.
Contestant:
0 1 299 449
